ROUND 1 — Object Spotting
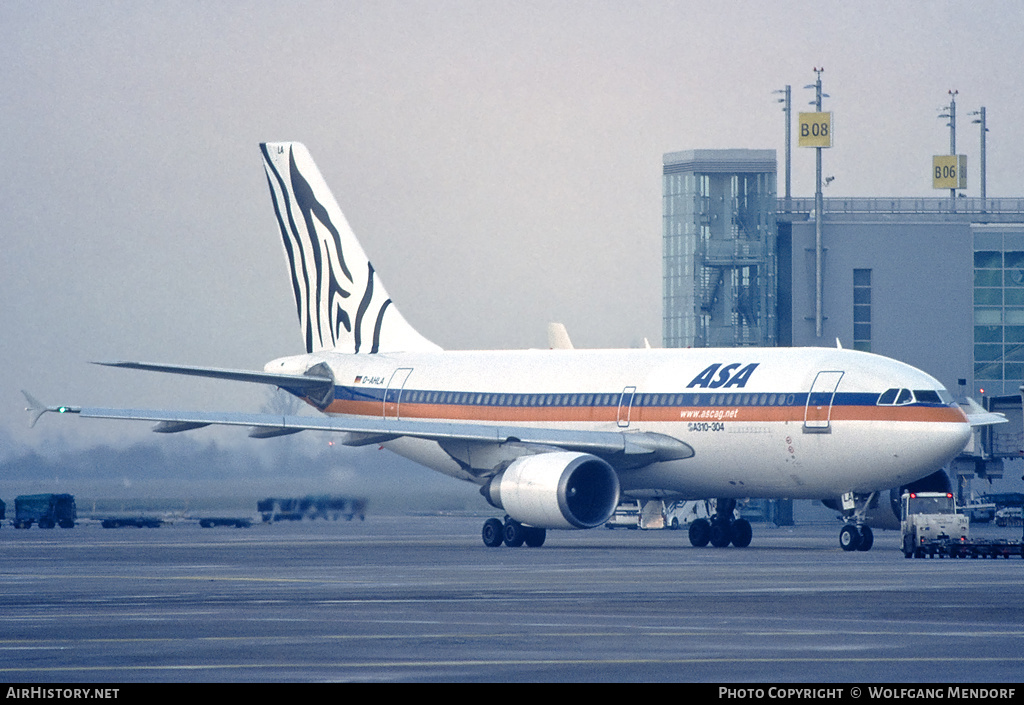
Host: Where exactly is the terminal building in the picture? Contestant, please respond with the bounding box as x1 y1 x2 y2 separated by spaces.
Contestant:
662 148 1024 503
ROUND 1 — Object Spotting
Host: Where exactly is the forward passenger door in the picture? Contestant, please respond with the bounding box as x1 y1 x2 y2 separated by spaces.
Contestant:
804 371 844 433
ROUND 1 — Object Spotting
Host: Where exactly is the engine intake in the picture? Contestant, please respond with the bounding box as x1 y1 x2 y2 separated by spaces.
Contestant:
482 452 620 530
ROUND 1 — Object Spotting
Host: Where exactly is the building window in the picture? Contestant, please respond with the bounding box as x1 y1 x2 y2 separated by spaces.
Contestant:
853 269 871 352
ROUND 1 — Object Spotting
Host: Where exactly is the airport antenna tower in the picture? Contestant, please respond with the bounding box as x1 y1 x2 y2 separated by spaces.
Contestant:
938 90 958 204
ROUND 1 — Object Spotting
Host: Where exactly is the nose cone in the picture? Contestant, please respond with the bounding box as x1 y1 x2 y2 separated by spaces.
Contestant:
929 418 973 469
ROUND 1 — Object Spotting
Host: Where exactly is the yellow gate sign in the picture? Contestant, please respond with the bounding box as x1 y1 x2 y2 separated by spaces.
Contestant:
933 154 967 189
798 112 832 148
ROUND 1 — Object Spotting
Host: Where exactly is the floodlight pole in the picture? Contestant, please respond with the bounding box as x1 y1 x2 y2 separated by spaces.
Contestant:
774 85 792 211
971 107 988 203
811 68 825 338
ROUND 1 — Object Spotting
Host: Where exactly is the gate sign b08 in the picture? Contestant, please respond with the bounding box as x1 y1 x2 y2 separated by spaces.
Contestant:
798 112 832 148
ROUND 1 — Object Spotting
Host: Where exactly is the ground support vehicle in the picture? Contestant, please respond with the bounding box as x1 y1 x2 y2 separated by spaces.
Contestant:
604 501 641 529
13 494 76 529
101 516 163 528
962 500 996 523
901 491 1022 559
257 495 366 522
199 517 252 528
604 500 710 531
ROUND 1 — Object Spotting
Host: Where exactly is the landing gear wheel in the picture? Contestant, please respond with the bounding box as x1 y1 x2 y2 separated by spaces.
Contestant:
482 518 504 547
503 519 527 547
730 518 752 548
709 520 732 547
523 526 547 547
688 518 711 547
839 524 861 552
855 525 873 552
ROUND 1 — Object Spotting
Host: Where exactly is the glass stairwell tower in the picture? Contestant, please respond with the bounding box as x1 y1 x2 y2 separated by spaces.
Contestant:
663 150 778 349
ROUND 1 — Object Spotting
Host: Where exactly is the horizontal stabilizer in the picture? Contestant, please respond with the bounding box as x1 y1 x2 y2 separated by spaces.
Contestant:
94 361 333 396
22 390 78 428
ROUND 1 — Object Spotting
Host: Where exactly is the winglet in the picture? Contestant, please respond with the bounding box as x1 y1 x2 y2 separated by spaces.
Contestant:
547 322 574 350
963 397 1008 427
22 390 80 428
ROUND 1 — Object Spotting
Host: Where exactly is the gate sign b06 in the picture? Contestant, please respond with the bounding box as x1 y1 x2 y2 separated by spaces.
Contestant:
933 154 967 190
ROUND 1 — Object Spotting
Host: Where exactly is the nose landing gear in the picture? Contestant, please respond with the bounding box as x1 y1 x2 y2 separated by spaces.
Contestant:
837 491 876 552
839 523 873 552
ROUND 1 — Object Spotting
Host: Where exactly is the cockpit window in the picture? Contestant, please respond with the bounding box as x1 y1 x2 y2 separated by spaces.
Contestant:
877 388 898 405
878 388 948 406
877 388 915 406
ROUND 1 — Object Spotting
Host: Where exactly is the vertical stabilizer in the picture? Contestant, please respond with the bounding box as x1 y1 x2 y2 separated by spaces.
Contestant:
260 142 440 354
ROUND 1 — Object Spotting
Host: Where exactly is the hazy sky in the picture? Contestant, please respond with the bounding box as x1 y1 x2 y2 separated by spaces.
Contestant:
4 1 1024 454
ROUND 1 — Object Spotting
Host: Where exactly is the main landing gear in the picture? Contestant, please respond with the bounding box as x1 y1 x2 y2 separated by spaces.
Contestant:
687 499 752 548
482 516 546 548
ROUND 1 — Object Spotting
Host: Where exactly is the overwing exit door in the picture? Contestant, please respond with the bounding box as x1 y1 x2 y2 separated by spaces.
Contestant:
617 386 637 428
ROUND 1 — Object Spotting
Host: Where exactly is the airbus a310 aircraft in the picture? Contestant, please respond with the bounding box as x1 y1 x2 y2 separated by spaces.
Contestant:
28 142 995 552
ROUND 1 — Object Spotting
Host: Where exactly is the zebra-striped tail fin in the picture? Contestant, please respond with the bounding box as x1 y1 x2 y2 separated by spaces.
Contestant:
260 142 440 354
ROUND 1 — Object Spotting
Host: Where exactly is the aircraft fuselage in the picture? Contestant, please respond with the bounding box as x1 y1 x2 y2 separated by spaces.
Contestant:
266 345 971 500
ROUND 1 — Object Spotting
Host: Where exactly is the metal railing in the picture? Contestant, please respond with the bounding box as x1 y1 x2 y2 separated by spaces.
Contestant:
779 197 1024 216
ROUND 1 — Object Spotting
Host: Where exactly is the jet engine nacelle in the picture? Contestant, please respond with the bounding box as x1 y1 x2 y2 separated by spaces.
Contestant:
481 451 620 530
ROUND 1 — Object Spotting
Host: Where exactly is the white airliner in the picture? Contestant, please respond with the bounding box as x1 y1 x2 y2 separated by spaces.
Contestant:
27 142 997 551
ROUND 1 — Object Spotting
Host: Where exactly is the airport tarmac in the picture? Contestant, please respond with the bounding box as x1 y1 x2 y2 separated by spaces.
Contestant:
0 515 1022 683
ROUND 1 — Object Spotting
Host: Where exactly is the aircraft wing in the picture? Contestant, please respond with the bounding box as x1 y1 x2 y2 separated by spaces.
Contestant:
24 394 694 465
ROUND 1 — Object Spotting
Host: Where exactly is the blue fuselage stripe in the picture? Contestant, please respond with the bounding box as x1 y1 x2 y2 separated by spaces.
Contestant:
328 387 929 409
